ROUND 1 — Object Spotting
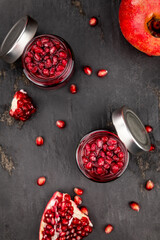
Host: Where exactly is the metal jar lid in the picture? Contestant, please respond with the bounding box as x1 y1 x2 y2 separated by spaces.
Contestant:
112 106 151 154
0 16 38 63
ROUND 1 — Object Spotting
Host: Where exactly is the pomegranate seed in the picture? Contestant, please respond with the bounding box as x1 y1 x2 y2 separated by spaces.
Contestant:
83 66 92 76
85 162 92 170
36 136 44 146
145 125 153 133
56 120 66 128
74 196 82 205
149 144 155 152
111 163 119 174
37 176 46 186
145 180 154 191
105 224 113 234
70 84 77 94
80 206 88 215
97 69 108 77
89 17 98 26
97 158 105 166
129 202 140 212
74 188 84 195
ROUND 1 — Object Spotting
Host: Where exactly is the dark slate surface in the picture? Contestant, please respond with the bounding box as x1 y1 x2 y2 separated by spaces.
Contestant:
0 0 160 239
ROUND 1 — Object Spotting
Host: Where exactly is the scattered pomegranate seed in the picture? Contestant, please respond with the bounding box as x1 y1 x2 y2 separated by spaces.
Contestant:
37 176 46 186
129 202 140 212
36 136 44 146
70 84 77 94
74 196 82 205
105 224 113 234
56 120 66 129
74 187 84 195
149 144 155 152
89 17 98 26
80 206 89 215
146 180 154 191
83 66 92 76
145 125 153 133
97 69 108 77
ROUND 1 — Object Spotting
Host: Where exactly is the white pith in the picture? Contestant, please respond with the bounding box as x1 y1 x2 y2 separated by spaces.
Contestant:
40 192 93 240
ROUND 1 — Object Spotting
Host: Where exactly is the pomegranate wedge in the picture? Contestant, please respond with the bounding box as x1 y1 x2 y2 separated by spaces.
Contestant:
39 191 93 240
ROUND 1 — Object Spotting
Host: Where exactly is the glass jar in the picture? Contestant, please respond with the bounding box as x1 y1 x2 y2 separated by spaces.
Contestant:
0 16 74 89
76 106 151 182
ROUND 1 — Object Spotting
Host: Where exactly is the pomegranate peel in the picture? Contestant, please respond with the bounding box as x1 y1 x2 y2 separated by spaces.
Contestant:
39 191 93 240
9 89 36 121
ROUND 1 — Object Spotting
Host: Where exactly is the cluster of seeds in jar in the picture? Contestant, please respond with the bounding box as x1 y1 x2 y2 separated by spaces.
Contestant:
82 136 125 177
24 36 68 78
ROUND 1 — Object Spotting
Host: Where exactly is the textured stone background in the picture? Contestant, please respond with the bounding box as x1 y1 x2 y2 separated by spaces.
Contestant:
0 0 160 239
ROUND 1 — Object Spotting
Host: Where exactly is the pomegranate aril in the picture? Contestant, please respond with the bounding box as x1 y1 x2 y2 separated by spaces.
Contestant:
34 46 43 53
117 161 124 168
25 56 32 63
96 167 104 175
50 46 57 54
59 51 67 58
129 202 140 212
52 56 58 65
50 67 55 75
37 176 46 186
36 136 44 146
35 53 42 61
56 65 65 72
89 17 98 26
74 188 84 195
45 59 52 68
80 206 88 215
43 69 50 76
111 163 119 174
70 84 77 94
102 144 107 151
97 157 104 166
85 162 92 170
62 59 68 66
82 157 88 164
107 138 117 145
56 120 66 128
91 143 96 151
83 66 92 76
149 144 155 152
105 224 113 234
145 125 153 133
118 152 124 158
74 196 82 205
104 163 110 169
102 136 108 142
96 139 103 148
97 69 108 77
146 180 154 190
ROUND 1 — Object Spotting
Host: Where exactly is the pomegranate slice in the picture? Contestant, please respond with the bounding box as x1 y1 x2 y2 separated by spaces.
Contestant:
9 89 36 121
39 191 93 240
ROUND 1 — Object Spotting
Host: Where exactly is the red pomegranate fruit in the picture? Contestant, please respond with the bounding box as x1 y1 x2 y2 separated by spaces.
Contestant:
9 90 36 121
39 191 93 240
119 0 160 56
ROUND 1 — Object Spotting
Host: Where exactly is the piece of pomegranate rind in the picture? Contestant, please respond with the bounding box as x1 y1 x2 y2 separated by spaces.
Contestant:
39 191 93 240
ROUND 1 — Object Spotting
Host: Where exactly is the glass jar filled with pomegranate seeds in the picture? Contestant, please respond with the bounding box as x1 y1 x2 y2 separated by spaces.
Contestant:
76 106 151 182
0 16 74 89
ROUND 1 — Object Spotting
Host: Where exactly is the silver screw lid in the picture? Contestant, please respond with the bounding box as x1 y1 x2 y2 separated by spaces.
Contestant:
0 16 38 63
112 106 151 154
